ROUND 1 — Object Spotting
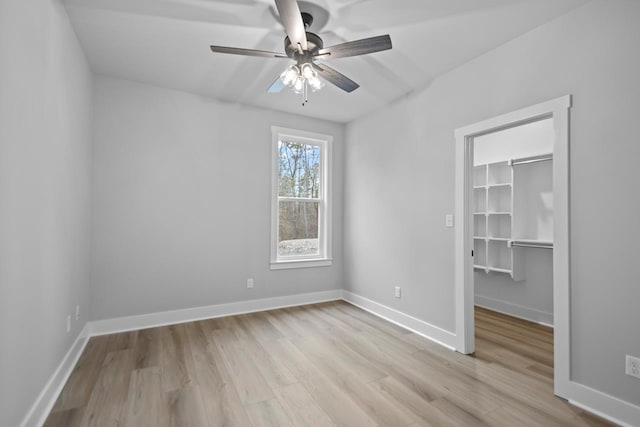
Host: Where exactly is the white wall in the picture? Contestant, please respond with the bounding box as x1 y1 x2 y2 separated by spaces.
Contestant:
90 76 344 321
474 119 554 325
345 0 640 409
473 118 554 165
0 0 93 425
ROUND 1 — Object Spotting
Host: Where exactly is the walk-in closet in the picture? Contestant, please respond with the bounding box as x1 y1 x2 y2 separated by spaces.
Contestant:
471 117 557 391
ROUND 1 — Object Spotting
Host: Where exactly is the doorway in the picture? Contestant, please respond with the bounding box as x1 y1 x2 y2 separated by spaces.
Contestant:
454 96 571 398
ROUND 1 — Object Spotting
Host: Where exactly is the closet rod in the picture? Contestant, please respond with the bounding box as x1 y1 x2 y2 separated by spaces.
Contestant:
511 153 553 166
511 242 553 249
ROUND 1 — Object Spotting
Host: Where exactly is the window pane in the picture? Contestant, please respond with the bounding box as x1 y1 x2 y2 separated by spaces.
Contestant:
278 141 321 198
278 200 319 257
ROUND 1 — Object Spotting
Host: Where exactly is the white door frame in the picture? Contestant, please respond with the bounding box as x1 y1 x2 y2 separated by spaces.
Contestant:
454 95 572 398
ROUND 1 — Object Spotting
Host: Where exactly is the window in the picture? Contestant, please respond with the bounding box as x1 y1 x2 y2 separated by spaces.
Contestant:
271 126 332 269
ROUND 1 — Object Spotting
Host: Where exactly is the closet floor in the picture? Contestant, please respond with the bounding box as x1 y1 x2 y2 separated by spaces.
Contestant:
44 301 613 426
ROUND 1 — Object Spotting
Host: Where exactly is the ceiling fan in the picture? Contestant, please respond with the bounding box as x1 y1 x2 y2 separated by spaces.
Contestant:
209 0 392 105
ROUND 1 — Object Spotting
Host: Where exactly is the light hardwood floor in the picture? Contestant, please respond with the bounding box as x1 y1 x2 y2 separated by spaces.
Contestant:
44 301 613 426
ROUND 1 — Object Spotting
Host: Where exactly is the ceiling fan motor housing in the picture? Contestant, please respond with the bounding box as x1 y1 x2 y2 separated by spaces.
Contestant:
284 32 324 59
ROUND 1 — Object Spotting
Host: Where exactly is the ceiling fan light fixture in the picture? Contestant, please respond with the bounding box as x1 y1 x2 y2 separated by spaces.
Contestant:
293 76 305 93
301 62 315 80
281 62 322 95
281 65 299 87
308 75 323 91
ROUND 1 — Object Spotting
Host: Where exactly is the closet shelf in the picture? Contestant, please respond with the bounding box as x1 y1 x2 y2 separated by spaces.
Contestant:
473 161 520 280
474 184 511 189
474 211 512 216
474 151 553 282
510 239 553 249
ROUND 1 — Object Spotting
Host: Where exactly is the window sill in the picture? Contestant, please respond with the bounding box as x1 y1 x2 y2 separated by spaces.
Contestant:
270 258 333 270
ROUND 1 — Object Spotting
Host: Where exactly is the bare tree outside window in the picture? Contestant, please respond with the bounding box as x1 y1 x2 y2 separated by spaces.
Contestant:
277 141 321 256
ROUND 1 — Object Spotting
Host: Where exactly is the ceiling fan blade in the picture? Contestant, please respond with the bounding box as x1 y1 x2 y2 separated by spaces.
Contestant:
316 34 392 59
274 0 308 51
267 75 286 93
210 45 288 58
312 63 359 93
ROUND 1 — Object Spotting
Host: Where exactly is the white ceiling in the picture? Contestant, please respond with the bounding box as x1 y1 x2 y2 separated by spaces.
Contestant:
64 0 587 123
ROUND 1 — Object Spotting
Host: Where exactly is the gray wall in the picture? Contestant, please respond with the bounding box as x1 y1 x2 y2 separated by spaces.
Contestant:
474 254 554 325
345 0 640 407
0 0 93 425
90 76 344 321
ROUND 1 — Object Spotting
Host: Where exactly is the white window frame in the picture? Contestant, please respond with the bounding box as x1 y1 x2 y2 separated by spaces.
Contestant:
270 126 332 270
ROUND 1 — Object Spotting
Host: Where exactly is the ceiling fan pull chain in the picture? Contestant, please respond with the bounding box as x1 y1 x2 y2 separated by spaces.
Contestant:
302 79 308 106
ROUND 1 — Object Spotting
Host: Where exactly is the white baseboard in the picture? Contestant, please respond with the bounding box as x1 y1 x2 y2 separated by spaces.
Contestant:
342 291 457 350
475 294 553 327
89 289 344 336
20 324 90 427
568 381 640 427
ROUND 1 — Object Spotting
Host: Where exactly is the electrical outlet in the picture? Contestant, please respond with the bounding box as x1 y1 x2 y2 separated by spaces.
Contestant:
247 278 254 289
626 355 640 379
75 305 80 321
66 315 71 333
394 286 401 299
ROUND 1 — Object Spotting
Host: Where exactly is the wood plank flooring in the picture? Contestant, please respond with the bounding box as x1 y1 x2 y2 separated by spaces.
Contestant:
44 301 614 426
